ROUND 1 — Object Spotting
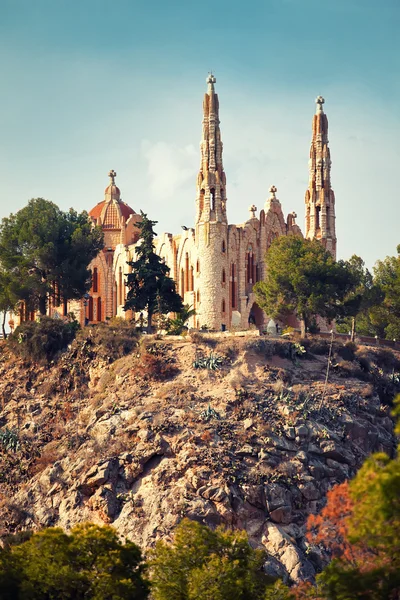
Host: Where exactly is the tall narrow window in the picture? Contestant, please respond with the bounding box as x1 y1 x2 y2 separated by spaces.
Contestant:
93 267 98 293
185 253 189 292
97 297 102 321
88 297 93 322
231 264 236 309
326 207 330 230
190 266 194 291
63 298 68 317
222 268 226 284
222 240 226 253
181 269 185 295
119 267 123 306
210 188 215 212
316 206 321 230
222 299 226 313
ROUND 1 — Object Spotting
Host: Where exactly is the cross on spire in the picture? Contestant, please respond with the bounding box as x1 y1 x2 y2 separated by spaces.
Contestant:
316 96 325 114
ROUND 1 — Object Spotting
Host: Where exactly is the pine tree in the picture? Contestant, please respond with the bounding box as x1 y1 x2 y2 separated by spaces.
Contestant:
124 212 183 332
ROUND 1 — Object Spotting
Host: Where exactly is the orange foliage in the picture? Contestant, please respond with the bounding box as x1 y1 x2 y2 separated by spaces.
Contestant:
306 481 379 570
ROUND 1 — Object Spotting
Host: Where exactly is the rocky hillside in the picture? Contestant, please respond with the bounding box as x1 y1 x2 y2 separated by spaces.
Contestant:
0 331 398 583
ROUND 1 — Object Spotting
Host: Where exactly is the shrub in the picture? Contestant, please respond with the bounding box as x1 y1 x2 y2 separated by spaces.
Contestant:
373 348 400 372
308 338 330 355
77 319 139 362
337 341 357 362
139 352 178 381
9 317 78 363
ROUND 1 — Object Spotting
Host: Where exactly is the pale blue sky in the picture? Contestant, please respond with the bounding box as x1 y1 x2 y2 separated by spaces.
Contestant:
0 0 399 268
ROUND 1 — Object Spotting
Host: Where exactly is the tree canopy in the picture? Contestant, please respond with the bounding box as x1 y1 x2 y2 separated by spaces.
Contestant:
124 212 183 331
0 199 104 315
0 523 149 599
149 518 274 600
254 236 357 336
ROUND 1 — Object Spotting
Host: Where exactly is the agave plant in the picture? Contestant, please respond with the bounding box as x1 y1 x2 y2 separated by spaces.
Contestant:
0 428 20 452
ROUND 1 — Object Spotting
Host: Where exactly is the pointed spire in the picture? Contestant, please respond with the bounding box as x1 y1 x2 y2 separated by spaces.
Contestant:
196 73 227 224
305 97 337 258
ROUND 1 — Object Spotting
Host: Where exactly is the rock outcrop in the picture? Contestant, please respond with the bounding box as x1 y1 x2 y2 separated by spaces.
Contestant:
0 335 398 582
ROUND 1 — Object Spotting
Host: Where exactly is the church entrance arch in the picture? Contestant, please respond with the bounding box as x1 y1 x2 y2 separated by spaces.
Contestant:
248 302 264 330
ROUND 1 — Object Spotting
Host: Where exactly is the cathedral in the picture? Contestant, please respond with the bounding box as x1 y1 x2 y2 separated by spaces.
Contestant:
55 74 337 331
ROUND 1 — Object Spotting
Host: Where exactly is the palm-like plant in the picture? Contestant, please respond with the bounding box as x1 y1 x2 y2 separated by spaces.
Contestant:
166 304 196 335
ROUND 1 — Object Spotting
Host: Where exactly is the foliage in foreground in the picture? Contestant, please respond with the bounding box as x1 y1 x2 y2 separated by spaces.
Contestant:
149 518 274 600
0 523 149 600
9 316 79 363
273 395 400 599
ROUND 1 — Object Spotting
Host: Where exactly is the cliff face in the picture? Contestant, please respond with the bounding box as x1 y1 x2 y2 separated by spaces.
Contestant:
0 334 398 583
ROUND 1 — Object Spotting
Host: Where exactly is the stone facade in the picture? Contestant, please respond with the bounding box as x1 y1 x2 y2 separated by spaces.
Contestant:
34 76 337 331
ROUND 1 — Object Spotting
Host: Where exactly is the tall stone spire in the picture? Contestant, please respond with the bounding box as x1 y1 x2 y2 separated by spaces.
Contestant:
196 73 227 224
304 96 337 258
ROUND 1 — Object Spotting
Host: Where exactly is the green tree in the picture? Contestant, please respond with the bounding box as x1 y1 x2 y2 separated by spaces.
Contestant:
370 246 400 339
149 518 273 600
335 255 383 339
0 199 104 315
254 236 357 337
124 212 183 332
1 523 149 599
0 269 19 339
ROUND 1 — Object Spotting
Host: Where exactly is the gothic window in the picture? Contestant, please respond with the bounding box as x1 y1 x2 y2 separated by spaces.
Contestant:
88 297 93 322
119 267 123 306
185 253 189 292
93 267 98 293
222 268 226 284
230 264 236 309
222 299 226 313
222 240 226 253
316 206 321 230
190 266 194 291
181 269 185 295
326 207 330 229
97 297 102 321
210 188 215 212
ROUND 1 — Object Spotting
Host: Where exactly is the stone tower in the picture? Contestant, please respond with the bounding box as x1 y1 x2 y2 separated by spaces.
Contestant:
195 74 229 329
305 96 337 258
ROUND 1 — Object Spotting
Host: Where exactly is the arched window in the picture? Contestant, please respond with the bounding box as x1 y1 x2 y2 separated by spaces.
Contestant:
222 268 226 284
181 269 185 295
210 188 215 212
119 267 123 306
185 253 189 292
93 267 98 293
97 297 102 321
316 206 321 230
222 240 226 253
231 264 236 309
190 266 194 291
222 299 226 313
88 296 93 322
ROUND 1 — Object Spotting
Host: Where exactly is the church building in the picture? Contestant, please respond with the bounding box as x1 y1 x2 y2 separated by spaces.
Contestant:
54 74 337 331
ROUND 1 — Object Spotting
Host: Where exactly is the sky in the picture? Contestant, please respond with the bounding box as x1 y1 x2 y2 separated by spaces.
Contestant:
0 0 399 269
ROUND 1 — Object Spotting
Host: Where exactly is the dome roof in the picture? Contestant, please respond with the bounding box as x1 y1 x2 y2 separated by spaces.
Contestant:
89 170 136 229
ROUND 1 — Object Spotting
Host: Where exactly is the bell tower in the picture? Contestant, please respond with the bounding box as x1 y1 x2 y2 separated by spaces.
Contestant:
305 96 337 258
195 74 228 329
